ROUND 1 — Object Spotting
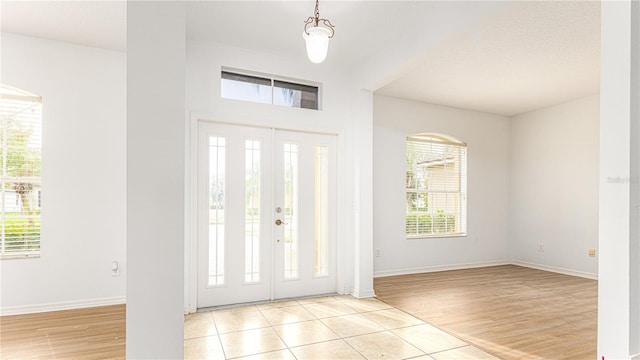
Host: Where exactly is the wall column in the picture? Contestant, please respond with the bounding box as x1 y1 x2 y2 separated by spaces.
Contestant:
352 89 375 298
127 2 186 358
598 1 640 358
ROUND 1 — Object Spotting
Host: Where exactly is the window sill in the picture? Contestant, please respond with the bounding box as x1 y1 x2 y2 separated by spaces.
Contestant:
407 233 467 240
1 253 40 260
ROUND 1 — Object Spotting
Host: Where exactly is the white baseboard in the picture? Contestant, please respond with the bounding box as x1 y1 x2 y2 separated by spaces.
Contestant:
350 288 376 299
630 353 640 360
374 260 598 280
1 261 596 316
339 286 352 296
374 260 511 278
0 296 126 316
512 260 598 280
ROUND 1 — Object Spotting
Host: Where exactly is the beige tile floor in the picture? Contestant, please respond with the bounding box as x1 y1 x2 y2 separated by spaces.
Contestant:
184 295 499 360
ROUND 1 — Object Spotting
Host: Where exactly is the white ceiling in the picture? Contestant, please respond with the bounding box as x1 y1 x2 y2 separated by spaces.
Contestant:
185 1 494 69
0 1 601 117
375 1 601 116
1 1 126 52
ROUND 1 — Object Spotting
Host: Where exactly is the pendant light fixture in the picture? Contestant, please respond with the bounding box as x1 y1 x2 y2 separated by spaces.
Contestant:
303 0 335 64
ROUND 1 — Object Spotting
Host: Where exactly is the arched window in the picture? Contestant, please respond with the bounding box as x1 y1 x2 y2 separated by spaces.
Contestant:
406 133 467 237
1 85 42 258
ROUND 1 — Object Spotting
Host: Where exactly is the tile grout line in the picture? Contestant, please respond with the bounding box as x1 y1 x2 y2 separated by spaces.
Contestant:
306 300 427 360
373 298 495 357
287 300 380 360
190 297 480 360
257 301 298 360
265 299 367 359
375 298 503 359
426 344 478 358
209 310 229 360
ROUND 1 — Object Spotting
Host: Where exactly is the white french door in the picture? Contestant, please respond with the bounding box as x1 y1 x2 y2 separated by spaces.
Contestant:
197 122 337 308
272 130 337 299
197 123 273 306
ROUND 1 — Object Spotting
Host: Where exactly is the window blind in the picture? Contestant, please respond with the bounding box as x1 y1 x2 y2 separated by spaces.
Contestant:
1 85 42 258
406 134 467 237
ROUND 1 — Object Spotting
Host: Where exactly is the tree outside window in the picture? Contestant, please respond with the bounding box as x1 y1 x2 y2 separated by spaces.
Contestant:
1 85 42 257
406 133 466 238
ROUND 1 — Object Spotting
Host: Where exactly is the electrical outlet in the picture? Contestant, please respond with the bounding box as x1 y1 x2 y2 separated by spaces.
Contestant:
589 249 596 257
375 249 381 257
538 243 544 252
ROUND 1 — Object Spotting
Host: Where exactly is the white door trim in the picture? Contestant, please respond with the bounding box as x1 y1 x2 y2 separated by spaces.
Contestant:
185 112 346 313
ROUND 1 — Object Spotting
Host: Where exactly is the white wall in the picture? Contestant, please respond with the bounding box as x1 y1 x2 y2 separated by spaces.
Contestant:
185 39 376 308
0 34 126 314
509 95 599 277
598 0 640 357
372 95 510 276
126 3 185 358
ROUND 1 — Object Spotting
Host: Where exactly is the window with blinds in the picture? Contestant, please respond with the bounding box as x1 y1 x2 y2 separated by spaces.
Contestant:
406 133 466 237
1 85 42 258
221 70 319 110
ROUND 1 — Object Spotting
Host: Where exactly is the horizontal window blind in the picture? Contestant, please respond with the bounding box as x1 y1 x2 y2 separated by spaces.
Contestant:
1 85 42 258
406 134 466 237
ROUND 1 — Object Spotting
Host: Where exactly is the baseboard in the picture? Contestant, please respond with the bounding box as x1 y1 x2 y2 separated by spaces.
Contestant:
630 352 640 360
0 296 126 316
374 260 511 278
512 260 598 280
2 261 595 316
374 260 598 280
350 288 376 299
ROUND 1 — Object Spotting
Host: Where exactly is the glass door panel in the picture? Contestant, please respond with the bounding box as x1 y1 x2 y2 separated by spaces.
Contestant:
283 143 299 280
273 131 337 299
208 136 226 286
197 122 272 308
198 123 337 307
244 140 261 283
314 145 329 277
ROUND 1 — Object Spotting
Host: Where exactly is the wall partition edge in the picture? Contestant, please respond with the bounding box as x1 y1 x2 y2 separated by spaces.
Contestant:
127 2 185 358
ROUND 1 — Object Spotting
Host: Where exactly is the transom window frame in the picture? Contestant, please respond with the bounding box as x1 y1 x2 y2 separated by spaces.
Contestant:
220 67 321 110
405 133 467 239
1 84 43 259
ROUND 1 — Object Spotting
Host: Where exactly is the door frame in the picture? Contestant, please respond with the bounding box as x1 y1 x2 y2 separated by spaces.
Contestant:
185 113 346 313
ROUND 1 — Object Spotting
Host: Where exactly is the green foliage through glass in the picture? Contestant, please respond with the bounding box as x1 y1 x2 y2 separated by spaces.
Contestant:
1 85 42 256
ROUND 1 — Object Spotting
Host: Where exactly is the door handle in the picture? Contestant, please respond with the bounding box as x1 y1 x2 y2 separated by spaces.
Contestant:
275 219 288 226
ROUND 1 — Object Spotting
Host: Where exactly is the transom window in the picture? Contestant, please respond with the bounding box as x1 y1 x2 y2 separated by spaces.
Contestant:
221 70 319 110
406 133 467 238
1 85 42 258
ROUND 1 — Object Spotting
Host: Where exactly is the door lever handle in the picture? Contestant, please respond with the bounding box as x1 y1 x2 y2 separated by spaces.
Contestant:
275 219 288 226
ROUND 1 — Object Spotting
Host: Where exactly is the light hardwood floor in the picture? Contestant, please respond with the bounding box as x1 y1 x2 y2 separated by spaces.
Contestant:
1 265 597 359
374 265 598 360
0 304 126 359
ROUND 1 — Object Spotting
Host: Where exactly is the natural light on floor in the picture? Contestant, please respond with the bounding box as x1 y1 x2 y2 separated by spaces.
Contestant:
183 295 498 359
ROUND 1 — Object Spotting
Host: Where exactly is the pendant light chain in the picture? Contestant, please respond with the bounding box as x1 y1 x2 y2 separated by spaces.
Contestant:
303 0 335 38
314 0 320 26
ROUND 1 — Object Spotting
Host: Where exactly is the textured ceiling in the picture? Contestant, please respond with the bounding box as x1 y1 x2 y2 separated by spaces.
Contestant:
1 1 601 117
375 1 601 116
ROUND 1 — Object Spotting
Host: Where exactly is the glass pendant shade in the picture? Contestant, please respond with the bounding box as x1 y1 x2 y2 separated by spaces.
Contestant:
303 26 332 64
